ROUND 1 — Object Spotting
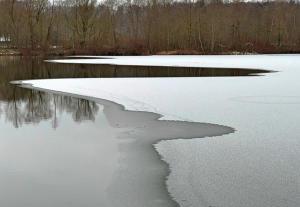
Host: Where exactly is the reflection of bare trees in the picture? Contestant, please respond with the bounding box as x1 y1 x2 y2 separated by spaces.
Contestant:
63 98 99 122
4 90 51 128
0 57 100 128
2 89 99 129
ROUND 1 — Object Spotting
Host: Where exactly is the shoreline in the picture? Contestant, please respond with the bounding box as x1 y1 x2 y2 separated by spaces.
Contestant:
1 48 300 57
14 81 234 207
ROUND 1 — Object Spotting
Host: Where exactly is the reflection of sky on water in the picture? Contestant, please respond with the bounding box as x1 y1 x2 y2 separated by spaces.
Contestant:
0 57 122 206
0 101 120 207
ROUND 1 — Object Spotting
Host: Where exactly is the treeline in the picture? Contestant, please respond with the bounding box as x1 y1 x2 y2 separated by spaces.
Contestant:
1 0 300 55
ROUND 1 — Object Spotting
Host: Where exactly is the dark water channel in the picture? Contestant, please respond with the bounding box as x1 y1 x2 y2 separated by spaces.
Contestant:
0 57 269 207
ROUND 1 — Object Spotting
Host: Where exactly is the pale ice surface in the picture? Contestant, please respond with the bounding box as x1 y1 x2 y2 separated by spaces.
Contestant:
49 54 290 70
20 55 300 207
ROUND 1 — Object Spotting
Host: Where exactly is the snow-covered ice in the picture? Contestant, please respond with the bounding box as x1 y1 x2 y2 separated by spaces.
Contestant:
18 55 300 207
48 54 289 70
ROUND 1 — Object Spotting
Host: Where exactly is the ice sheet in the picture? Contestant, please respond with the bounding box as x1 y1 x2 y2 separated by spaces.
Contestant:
48 54 292 70
18 55 300 207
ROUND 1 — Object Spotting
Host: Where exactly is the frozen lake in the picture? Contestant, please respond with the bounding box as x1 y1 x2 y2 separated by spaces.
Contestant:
0 57 242 207
1 55 300 207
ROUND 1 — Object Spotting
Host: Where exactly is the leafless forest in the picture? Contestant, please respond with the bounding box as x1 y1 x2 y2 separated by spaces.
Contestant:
1 0 300 55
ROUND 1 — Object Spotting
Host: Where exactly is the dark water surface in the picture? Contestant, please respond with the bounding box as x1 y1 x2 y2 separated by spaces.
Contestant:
0 57 267 207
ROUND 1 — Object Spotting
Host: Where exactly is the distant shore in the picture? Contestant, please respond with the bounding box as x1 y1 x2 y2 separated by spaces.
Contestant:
1 48 300 57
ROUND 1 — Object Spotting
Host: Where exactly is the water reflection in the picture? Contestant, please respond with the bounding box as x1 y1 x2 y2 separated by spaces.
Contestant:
0 57 102 128
0 90 99 128
0 56 269 128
